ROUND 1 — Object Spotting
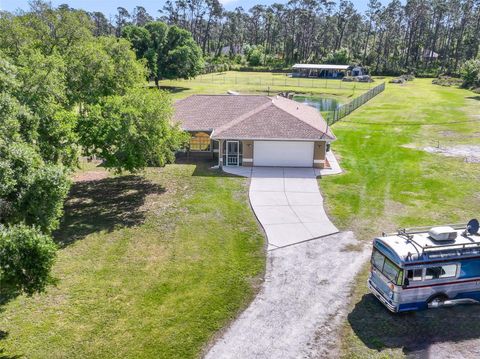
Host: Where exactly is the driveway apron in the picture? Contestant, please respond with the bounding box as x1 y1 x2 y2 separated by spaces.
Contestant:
249 167 339 250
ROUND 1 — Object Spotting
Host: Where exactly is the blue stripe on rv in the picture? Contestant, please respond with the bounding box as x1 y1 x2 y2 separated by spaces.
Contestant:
458 258 480 279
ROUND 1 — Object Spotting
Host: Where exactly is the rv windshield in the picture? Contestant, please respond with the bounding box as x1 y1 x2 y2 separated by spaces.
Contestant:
371 249 403 285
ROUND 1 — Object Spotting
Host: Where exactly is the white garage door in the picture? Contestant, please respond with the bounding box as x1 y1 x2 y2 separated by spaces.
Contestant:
253 141 314 167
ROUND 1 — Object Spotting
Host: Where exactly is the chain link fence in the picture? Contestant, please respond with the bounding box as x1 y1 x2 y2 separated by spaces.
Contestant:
326 82 386 125
194 73 375 91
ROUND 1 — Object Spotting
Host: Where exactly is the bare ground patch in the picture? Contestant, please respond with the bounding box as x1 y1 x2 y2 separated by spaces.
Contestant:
73 170 109 182
423 145 480 163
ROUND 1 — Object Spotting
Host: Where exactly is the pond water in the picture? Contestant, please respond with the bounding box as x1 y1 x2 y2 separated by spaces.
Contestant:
293 95 341 112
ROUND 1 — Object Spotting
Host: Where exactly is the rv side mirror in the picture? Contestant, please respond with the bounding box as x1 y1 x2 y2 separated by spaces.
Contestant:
403 278 409 288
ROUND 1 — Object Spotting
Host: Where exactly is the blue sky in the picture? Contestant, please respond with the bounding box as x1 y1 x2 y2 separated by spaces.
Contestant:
1 0 370 17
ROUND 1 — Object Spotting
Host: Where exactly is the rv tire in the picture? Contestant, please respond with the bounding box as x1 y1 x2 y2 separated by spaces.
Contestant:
427 294 449 308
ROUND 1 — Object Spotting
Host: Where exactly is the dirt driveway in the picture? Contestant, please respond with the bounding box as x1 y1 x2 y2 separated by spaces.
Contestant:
205 231 369 358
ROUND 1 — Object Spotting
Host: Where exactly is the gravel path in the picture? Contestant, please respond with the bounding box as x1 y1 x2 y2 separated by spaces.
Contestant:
205 231 369 359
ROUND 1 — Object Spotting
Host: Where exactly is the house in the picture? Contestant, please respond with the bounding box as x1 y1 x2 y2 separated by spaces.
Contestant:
173 95 336 168
422 49 439 61
292 64 349 79
220 44 243 56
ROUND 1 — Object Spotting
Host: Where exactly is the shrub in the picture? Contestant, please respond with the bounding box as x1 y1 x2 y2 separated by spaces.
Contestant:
461 59 480 88
432 76 463 87
20 165 71 233
389 77 405 84
0 224 57 296
400 74 415 81
0 142 70 233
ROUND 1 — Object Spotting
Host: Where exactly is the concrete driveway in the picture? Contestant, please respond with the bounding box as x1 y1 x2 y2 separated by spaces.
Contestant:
249 167 339 249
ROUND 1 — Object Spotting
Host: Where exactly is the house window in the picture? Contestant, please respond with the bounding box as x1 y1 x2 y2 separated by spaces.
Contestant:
189 132 211 151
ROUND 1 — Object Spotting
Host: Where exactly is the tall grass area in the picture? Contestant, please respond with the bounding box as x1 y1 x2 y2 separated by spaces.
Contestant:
319 79 480 357
0 162 265 358
158 71 376 101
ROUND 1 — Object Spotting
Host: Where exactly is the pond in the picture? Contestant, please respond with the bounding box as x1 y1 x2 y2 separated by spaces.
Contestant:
292 95 341 112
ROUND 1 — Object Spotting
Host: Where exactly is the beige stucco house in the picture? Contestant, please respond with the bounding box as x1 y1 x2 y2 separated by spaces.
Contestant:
173 95 335 168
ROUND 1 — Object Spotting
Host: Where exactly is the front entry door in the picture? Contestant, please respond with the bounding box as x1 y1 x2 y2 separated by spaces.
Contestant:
226 141 239 166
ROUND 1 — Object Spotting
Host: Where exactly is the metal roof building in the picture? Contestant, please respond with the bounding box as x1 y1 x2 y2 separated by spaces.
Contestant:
291 64 351 79
292 64 350 70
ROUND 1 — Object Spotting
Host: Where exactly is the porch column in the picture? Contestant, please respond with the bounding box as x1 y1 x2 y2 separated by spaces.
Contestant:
313 141 327 169
218 139 224 169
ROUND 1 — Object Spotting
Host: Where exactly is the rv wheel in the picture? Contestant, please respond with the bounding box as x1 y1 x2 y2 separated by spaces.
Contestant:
427 294 449 309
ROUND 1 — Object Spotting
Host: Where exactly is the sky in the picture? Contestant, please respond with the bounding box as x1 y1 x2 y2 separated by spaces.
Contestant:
1 0 370 17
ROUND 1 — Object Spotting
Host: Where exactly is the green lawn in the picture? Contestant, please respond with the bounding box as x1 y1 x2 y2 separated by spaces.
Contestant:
0 160 265 358
1 73 478 359
158 71 377 101
318 78 480 357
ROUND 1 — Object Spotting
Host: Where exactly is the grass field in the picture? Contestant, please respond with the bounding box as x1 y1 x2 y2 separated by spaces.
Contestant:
317 78 480 357
0 160 265 358
1 72 478 359
158 71 376 101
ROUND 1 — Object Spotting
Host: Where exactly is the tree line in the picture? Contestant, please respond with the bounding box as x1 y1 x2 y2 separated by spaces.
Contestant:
85 0 480 76
0 1 189 297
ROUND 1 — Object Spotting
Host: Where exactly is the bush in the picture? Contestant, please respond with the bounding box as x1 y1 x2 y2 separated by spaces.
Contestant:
432 75 463 87
20 165 71 233
0 224 57 296
247 48 264 66
0 142 70 233
389 77 405 84
461 59 480 88
400 74 415 81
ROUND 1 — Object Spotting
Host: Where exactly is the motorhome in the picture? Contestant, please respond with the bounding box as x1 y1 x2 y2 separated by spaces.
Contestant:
368 219 480 312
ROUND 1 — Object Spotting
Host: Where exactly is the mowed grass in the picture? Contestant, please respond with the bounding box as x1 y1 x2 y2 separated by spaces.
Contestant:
318 79 480 357
158 71 377 101
0 161 265 358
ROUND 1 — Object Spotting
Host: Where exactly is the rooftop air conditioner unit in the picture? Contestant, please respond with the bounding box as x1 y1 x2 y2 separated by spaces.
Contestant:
428 226 457 241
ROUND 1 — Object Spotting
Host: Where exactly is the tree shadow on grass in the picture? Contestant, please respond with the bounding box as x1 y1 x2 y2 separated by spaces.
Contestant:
0 330 21 359
53 175 165 248
348 293 480 356
145 84 191 93
159 85 191 93
175 155 239 178
467 96 480 101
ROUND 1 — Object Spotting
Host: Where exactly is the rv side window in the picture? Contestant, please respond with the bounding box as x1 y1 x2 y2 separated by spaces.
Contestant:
425 264 457 280
406 269 423 281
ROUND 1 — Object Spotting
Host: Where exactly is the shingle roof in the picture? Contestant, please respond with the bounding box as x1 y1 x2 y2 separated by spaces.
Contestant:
173 95 335 141
173 95 271 131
